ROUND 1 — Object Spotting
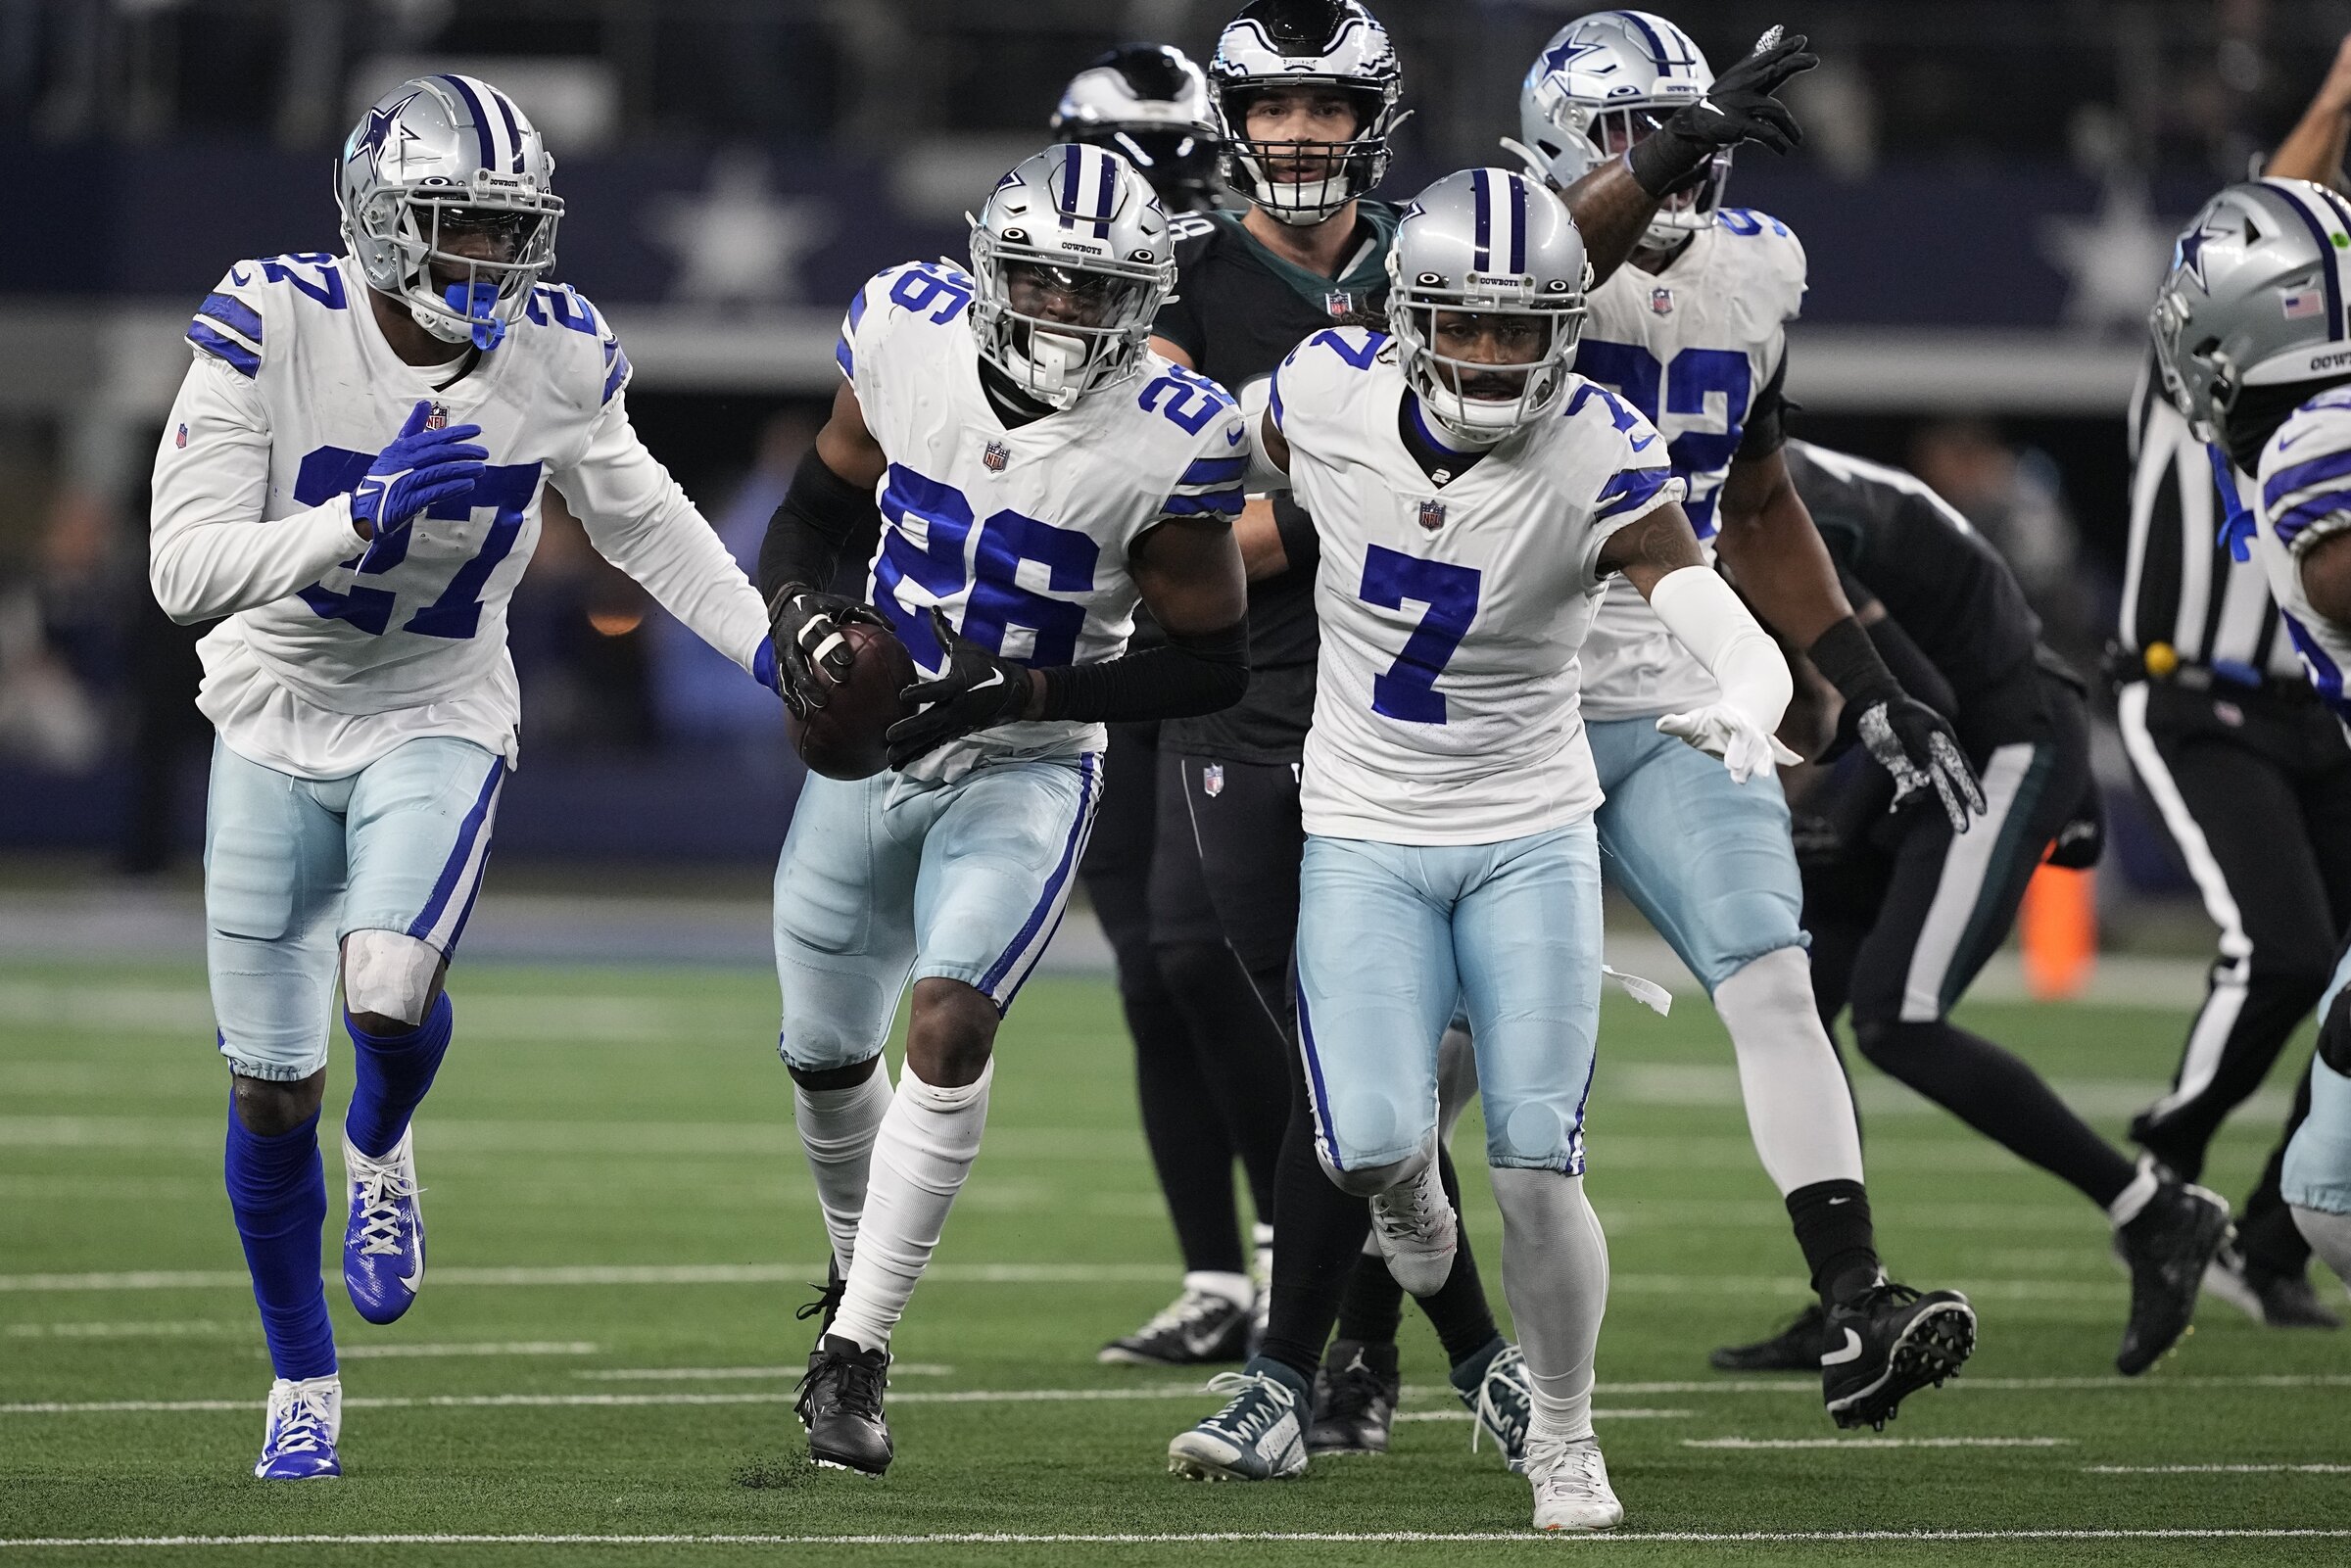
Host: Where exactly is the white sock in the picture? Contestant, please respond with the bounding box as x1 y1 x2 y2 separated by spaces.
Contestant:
2108 1155 2161 1228
829 1060 992 1354
1184 1270 1254 1309
793 1065 894 1271
1713 948 1866 1194
1490 1167 1608 1445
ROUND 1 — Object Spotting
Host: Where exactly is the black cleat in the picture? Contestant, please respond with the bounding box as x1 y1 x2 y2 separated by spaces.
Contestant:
2115 1179 2231 1376
2202 1244 2343 1330
798 1258 847 1340
795 1333 892 1475
1099 1286 1252 1365
1709 1303 1826 1373
1821 1283 1976 1431
1306 1339 1399 1455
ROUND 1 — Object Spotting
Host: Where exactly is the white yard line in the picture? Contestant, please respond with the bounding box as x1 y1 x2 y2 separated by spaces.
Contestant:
2083 1463 2351 1474
1393 1408 1691 1423
2 1321 244 1339
1684 1437 2075 1449
573 1364 951 1380
1 1529 2347 1548
334 1342 600 1360
0 1387 1220 1415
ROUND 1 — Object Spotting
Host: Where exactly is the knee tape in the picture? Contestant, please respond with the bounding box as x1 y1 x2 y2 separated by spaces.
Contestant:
342 929 441 1026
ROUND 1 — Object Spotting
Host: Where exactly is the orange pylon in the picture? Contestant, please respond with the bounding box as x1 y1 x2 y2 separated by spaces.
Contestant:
2021 860 2096 1000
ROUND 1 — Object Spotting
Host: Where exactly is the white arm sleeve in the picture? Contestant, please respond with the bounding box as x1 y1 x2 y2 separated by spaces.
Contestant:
1646 564 1793 736
148 355 361 625
551 394 769 676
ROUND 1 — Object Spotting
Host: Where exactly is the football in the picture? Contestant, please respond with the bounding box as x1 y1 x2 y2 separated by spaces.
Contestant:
787 617 916 781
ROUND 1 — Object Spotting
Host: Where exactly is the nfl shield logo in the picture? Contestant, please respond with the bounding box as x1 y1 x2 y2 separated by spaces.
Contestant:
1649 286 1674 316
174 423 188 449
424 402 450 431
1202 764 1224 797
983 440 1010 472
1324 291 1355 317
1418 498 1446 532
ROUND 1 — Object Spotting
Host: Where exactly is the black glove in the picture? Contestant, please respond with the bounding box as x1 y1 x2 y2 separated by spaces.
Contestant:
2046 781 2106 870
886 607 1034 768
766 581 886 719
1853 696 1988 834
1628 25 1817 197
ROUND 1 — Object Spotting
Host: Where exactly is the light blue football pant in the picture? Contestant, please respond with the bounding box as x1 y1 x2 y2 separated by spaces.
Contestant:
773 754 1102 1071
204 736 504 1081
1295 818 1604 1175
1586 716 1807 993
2282 940 2351 1217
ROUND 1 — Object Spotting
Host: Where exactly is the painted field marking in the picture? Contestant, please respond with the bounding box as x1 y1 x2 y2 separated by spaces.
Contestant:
0 1387 1220 1416
3 1321 243 1339
2 1529 2348 1548
333 1342 600 1361
2083 1463 2351 1474
1394 1408 1691 1424
1685 1437 2075 1450
573 1364 951 1381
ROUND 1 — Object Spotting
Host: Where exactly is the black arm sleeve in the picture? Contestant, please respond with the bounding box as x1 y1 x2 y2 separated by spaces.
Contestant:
1863 605 1959 719
754 446 880 603
1271 493 1320 576
1036 618 1249 723
1736 352 1791 460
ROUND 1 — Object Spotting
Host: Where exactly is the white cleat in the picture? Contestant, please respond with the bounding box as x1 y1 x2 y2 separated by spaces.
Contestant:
1526 1433 1622 1533
1367 1161 1457 1297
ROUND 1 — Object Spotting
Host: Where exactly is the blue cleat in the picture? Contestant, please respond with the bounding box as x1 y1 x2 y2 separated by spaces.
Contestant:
343 1127 424 1324
254 1376 342 1480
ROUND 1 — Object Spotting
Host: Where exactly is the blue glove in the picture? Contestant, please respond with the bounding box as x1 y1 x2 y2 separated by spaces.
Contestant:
352 400 487 543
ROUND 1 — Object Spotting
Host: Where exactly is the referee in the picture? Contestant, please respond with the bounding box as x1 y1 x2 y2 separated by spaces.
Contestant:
2117 362 2347 1329
2106 56 2351 1329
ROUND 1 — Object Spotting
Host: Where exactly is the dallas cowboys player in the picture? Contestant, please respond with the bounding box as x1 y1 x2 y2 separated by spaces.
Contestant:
1175 169 1795 1530
755 144 1252 1476
1511 10 1998 1407
2151 176 2351 1296
149 76 777 1479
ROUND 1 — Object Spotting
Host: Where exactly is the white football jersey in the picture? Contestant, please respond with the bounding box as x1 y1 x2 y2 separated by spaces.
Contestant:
840 261 1248 779
1273 326 1684 845
151 252 768 779
1571 209 1807 720
2252 389 2351 735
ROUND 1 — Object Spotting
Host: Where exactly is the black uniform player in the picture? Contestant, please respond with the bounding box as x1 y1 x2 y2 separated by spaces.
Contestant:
1715 441 2235 1378
1054 44 1291 1364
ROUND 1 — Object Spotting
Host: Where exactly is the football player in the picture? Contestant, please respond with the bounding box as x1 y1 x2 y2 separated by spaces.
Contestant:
1173 169 1798 1529
1051 43 1285 1367
2151 176 2351 1297
149 77 779 1478
755 144 1253 1476
1157 0 1822 1469
1518 10 2204 1393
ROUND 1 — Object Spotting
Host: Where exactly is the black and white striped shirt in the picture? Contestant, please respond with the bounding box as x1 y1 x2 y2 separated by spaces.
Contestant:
2123 355 2305 684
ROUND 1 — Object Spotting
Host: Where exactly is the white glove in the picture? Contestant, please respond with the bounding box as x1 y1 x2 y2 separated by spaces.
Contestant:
1656 704 1803 784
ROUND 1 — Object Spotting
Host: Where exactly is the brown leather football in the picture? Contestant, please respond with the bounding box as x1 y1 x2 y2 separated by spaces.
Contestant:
786 618 917 781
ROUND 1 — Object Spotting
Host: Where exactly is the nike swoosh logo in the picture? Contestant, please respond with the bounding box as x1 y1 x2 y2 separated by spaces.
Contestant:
972 670 1005 692
1827 1196 1851 1206
1226 426 1246 447
1820 1327 1865 1366
2278 427 2318 451
1629 434 1656 451
229 266 251 286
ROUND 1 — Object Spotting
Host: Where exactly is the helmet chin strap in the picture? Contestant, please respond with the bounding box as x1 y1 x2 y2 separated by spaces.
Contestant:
1010 326 1090 407
1428 401 1517 449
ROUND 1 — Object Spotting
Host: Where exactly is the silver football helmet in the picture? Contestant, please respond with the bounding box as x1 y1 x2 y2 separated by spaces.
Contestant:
336 74 562 351
2150 178 2351 444
1517 11 1720 250
1210 0 1404 225
1051 44 1223 215
969 144 1178 409
1387 167 1590 445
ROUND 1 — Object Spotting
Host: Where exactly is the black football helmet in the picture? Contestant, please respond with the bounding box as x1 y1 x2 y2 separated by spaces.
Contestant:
1051 44 1223 215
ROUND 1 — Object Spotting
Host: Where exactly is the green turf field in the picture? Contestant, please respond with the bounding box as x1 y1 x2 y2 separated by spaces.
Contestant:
2 956 2346 1566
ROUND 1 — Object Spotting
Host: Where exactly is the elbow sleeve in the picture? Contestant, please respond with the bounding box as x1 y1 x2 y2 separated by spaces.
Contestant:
756 446 880 602
1648 565 1792 732
1038 618 1249 723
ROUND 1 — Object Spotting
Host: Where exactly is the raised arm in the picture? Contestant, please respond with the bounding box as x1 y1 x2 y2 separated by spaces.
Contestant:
2268 32 2351 186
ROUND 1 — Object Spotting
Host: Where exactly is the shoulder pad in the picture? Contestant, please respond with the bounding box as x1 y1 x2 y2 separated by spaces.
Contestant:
1712 209 1807 326
520 284 629 405
188 261 273 378
838 261 978 382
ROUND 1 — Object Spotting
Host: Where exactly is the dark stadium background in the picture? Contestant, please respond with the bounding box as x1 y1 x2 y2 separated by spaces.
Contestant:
0 0 2336 901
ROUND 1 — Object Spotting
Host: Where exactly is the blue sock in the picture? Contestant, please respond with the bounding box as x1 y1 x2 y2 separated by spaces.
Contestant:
224 1103 336 1382
345 991 454 1159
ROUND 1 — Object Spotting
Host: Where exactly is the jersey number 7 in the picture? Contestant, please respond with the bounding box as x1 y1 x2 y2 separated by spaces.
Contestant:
1361 545 1480 725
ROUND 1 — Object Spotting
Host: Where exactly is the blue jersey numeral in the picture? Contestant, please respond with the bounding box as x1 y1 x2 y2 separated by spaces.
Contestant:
260 254 347 311
1139 363 1234 435
293 445 542 640
873 464 1098 669
1360 545 1481 725
888 265 973 323
1310 329 1380 370
1574 340 1751 537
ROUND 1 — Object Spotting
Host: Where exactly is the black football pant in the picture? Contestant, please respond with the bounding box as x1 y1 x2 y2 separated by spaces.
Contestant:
2118 679 2351 1277
1080 723 1285 1279
1175 754 1501 1381
1806 670 2139 1212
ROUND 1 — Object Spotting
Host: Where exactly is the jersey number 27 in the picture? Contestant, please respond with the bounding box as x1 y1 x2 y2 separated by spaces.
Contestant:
293 446 540 639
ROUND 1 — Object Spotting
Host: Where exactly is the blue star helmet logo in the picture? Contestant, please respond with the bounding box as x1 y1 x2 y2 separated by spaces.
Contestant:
349 89 422 167
2174 216 2231 294
1541 35 1608 79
